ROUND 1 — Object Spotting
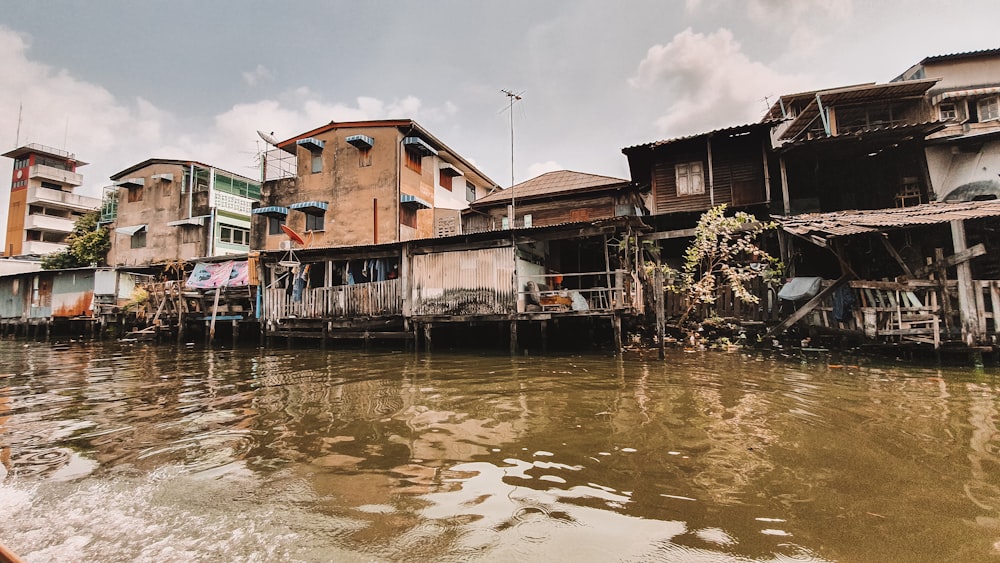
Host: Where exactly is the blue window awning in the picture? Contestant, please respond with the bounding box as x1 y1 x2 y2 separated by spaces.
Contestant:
403 136 438 157
296 137 325 152
252 206 289 218
289 201 329 214
400 193 432 209
115 224 147 236
345 134 374 150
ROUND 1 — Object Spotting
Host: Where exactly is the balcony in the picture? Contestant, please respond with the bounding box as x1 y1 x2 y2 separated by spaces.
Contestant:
29 164 83 187
24 213 76 233
21 240 69 255
26 185 101 213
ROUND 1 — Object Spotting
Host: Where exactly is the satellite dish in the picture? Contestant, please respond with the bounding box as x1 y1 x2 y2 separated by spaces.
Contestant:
257 130 279 146
281 224 306 246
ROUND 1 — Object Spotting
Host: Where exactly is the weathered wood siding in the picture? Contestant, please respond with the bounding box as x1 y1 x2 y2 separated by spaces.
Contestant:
652 136 766 215
412 247 516 316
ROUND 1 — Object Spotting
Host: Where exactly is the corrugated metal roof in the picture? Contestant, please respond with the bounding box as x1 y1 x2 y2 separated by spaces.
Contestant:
472 170 629 205
622 122 770 153
777 121 946 152
778 201 1000 240
779 79 939 141
921 48 1000 65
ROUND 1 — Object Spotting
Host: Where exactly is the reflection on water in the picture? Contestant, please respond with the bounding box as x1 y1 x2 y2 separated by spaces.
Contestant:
1 341 1000 561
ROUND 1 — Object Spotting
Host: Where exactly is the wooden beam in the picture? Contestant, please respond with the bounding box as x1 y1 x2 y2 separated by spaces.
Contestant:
951 219 981 345
909 243 986 279
640 228 697 241
878 234 914 278
766 276 849 338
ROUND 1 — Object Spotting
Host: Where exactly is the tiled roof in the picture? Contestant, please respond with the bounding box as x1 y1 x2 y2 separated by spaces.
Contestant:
778 200 1000 241
472 170 629 205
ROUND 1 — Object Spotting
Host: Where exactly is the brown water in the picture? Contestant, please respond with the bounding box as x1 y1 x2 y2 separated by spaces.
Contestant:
1 340 999 562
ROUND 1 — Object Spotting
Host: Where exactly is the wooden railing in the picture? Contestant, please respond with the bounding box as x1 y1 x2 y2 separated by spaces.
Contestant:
264 279 402 321
663 277 780 322
517 270 635 312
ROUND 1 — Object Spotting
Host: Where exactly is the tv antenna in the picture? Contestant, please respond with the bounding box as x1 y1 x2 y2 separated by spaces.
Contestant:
500 89 523 227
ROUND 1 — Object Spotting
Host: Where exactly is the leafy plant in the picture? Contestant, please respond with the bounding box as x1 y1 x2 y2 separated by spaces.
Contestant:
41 210 110 269
655 205 781 328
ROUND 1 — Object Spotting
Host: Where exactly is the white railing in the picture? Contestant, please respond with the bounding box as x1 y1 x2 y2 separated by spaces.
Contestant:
264 278 402 321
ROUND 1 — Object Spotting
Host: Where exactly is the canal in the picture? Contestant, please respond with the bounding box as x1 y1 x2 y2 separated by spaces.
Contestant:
1 340 998 562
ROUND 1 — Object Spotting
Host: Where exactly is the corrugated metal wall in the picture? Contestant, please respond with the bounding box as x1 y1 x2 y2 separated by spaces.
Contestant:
412 246 516 316
0 277 26 319
51 270 95 318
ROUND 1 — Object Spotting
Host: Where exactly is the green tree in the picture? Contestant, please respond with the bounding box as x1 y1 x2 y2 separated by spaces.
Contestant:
41 210 111 269
658 205 780 328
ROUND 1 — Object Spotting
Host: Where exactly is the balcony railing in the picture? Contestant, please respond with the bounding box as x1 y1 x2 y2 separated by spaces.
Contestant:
24 213 75 233
26 185 101 212
264 278 403 321
29 164 83 186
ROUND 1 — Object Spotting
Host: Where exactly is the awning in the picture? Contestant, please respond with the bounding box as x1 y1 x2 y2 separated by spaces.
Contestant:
115 177 144 188
345 134 374 150
400 193 432 209
166 215 209 227
115 224 147 236
932 86 1000 105
296 137 325 152
252 206 289 218
403 136 438 156
439 163 463 177
289 201 329 214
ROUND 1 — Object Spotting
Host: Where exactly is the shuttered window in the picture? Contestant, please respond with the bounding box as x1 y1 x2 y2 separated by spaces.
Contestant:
675 161 704 196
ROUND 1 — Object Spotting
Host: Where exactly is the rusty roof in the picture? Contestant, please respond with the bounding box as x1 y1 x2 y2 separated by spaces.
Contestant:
778 200 1000 242
779 79 940 141
622 122 772 153
471 170 630 206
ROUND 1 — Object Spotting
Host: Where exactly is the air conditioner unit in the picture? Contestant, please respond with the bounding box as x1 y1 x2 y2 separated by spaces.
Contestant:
278 240 292 251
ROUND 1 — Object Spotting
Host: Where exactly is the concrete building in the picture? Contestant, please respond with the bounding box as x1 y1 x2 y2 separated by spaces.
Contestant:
896 49 1000 202
253 119 498 250
105 159 261 266
2 143 99 257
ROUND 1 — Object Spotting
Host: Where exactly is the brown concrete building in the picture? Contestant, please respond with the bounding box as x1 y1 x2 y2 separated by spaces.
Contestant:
253 119 498 250
106 159 261 266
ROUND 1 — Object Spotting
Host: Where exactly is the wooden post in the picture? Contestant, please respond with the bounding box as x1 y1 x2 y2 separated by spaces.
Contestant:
509 319 518 355
208 286 222 345
612 314 623 355
654 266 666 360
423 322 432 353
950 220 981 346
934 249 953 339
540 319 548 354
779 156 790 215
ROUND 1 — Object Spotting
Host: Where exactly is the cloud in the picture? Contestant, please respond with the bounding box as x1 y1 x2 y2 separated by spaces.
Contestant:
630 28 811 137
241 64 274 86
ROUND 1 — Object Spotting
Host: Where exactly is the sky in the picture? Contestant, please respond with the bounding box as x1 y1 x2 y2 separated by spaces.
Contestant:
0 0 998 236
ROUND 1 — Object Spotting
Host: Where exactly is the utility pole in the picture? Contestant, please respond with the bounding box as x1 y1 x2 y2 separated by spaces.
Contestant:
501 89 521 227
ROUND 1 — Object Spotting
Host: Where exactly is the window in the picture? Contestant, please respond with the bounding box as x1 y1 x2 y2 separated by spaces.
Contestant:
305 212 324 231
466 181 476 202
127 186 144 202
439 173 452 191
939 103 958 120
675 161 704 196
268 216 286 235
311 153 323 174
400 206 417 228
182 227 201 244
978 97 1000 122
404 149 422 173
130 230 146 249
220 225 250 246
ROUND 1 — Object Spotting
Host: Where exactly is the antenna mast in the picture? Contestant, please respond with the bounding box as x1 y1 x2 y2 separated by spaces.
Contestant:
15 102 22 146
501 89 522 227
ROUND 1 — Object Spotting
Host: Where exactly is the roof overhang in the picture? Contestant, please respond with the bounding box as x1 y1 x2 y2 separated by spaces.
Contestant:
115 177 145 188
252 206 289 218
289 201 329 214
296 137 325 152
777 121 946 155
931 86 1000 106
777 200 1000 246
439 163 464 177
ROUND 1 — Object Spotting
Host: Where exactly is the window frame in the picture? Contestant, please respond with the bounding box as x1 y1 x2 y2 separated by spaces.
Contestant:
268 216 286 236
977 96 1000 122
305 212 324 232
675 161 705 196
130 230 147 249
